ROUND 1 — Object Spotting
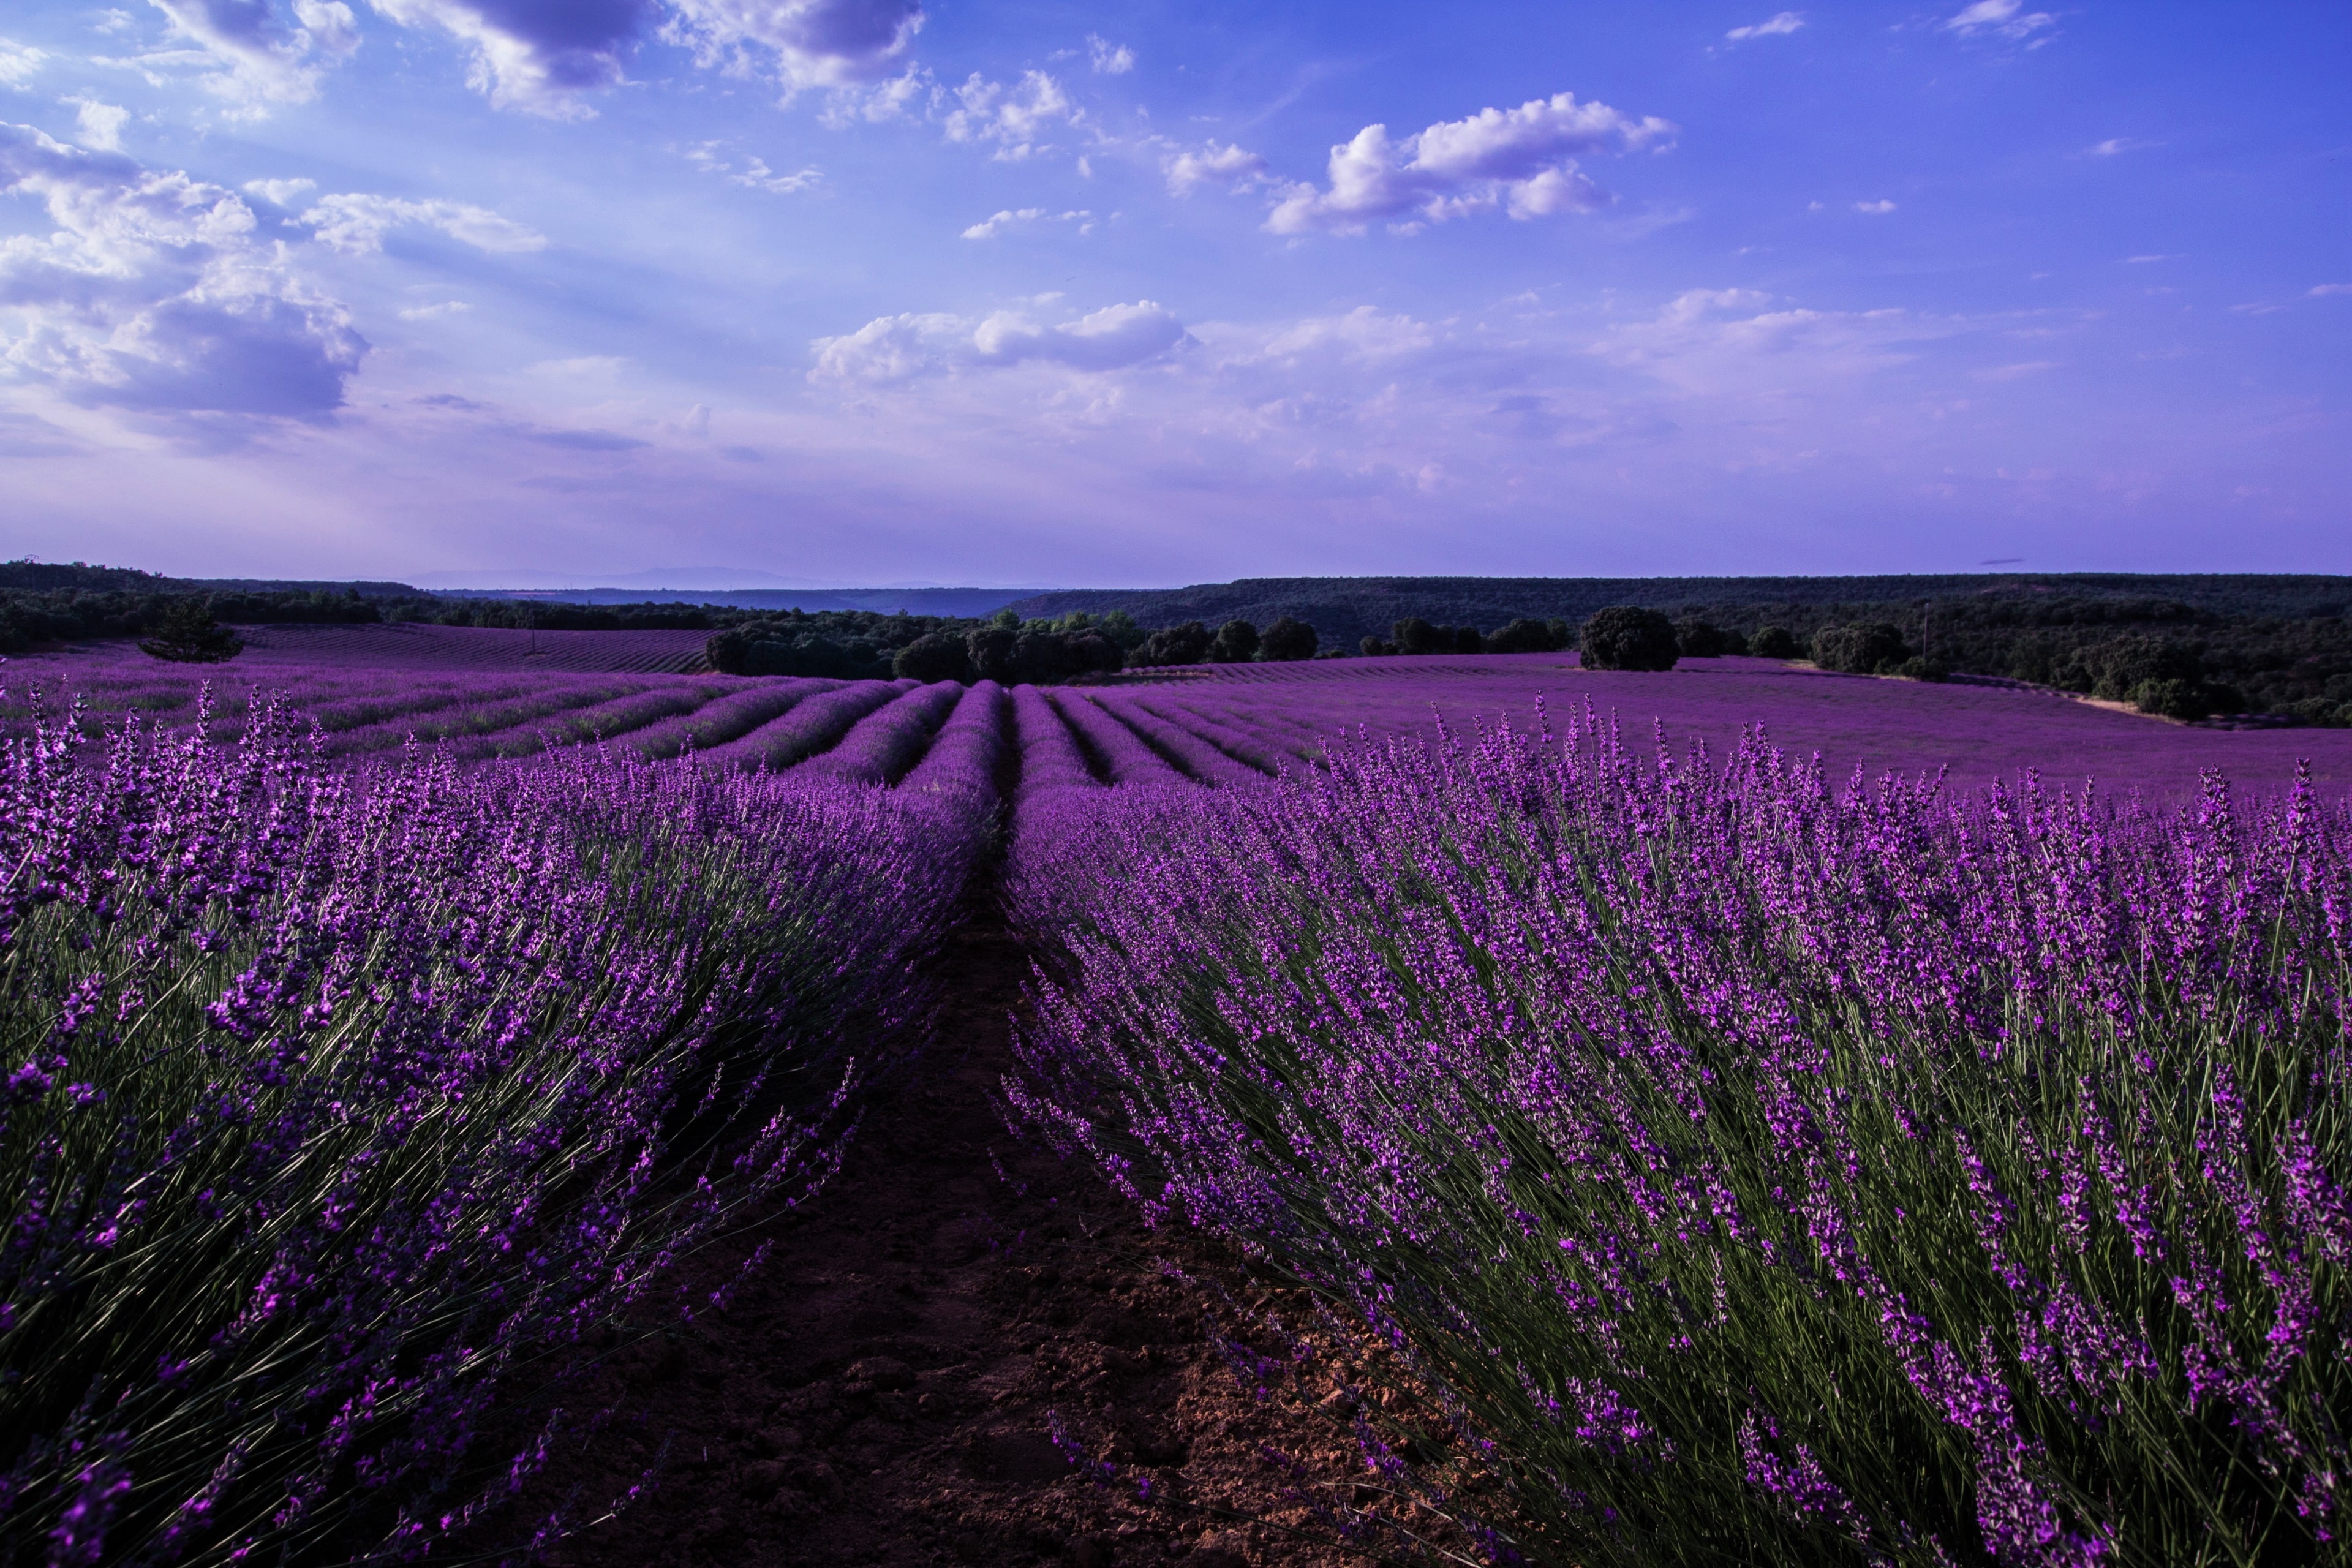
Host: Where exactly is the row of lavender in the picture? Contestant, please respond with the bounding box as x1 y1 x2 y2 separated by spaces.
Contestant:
0 660 1316 787
0 682 1012 1566
1003 707 2352 1567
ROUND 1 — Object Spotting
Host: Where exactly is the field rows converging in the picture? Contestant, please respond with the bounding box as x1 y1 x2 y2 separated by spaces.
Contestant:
8 641 2352 1567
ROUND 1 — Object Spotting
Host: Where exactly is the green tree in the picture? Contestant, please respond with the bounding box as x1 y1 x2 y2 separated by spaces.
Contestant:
138 600 244 663
1578 606 1679 671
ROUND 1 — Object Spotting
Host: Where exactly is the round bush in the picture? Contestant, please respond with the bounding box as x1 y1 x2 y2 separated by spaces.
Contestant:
2131 677 2212 721
1210 619 1261 663
1749 625 1800 660
1261 616 1319 662
1578 606 1679 671
1810 622 1909 675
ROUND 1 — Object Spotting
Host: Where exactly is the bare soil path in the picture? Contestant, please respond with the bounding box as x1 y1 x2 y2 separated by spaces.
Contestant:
519 902 1408 1568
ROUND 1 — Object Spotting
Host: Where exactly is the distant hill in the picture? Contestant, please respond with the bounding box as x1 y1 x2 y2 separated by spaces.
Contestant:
1003 574 2352 646
435 586 1042 617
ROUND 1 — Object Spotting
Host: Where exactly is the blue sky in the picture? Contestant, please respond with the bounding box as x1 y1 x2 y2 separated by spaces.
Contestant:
0 0 2345 587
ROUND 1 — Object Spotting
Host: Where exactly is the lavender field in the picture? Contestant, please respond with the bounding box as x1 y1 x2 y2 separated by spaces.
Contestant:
5 639 2349 1566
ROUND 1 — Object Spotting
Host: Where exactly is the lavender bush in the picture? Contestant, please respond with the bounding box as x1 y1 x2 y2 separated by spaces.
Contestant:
799 680 966 785
1006 706 2352 1567
0 688 980 1565
1090 694 1270 787
1049 692 1187 788
695 680 910 774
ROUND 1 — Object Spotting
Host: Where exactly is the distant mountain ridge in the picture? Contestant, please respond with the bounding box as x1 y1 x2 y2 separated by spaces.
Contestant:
1001 574 2352 646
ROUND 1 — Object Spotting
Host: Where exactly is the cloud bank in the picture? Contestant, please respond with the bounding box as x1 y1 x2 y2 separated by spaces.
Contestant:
810 300 1188 383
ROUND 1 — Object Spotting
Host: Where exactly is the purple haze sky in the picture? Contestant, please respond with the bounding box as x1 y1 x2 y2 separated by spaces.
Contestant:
1 1 2346 587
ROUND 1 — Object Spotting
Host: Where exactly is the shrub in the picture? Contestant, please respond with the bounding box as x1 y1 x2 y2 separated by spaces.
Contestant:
893 630 974 684
965 625 1017 682
1137 621 1212 666
1011 631 1071 685
2130 676 2212 720
1065 630 1125 676
1260 616 1318 662
1392 617 1444 656
1210 619 1261 664
2083 634 2202 701
1749 625 1800 659
1484 618 1558 655
1360 636 1392 657
137 600 244 663
1811 622 1909 674
1452 625 1484 655
1578 606 1679 671
1896 655 1950 682
1673 619 1728 658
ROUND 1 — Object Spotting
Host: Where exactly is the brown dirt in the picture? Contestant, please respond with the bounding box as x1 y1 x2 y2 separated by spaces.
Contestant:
506 904 1449 1568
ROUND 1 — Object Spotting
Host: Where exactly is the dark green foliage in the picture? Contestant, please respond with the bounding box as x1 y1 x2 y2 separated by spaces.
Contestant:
1137 620 1213 666
1673 619 1729 658
1011 631 1069 684
1896 655 1950 682
892 631 974 684
1210 619 1261 664
1392 617 1443 655
1260 615 1319 662
1810 622 1910 675
1361 635 1390 657
2069 633 2203 700
1095 609 1147 651
705 622 890 679
1749 625 1800 659
137 600 245 663
1452 625 1483 655
1579 606 1679 672
965 626 1017 682
1482 618 1561 655
2131 677 2212 721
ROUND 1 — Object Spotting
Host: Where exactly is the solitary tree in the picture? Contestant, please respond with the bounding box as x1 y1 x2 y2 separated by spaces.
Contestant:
1578 606 1679 671
893 631 974 684
1750 625 1800 659
139 600 244 663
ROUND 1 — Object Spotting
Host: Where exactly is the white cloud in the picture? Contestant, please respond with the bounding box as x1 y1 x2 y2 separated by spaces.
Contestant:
0 38 47 86
363 0 639 118
1943 0 2055 39
1163 140 1268 196
2307 283 2352 298
2087 137 2149 157
941 70 1076 159
0 123 364 415
1264 91 1673 236
146 0 361 107
959 207 1091 239
67 97 131 150
1724 12 1803 42
398 298 471 318
296 193 546 254
662 0 923 92
241 175 315 205
810 299 1188 384
1085 32 1133 74
2123 253 2176 264
1853 198 1896 214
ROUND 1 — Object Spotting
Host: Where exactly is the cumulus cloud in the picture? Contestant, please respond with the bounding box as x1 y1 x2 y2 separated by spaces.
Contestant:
959 207 1090 239
0 39 47 86
662 0 922 91
0 123 364 414
296 192 546 254
1724 12 1803 42
1853 198 1896 214
810 299 1187 384
398 298 472 318
1265 91 1673 235
1085 32 1133 74
147 0 361 107
941 70 1076 159
241 175 315 205
68 97 131 150
1943 0 2055 40
1163 140 1268 196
